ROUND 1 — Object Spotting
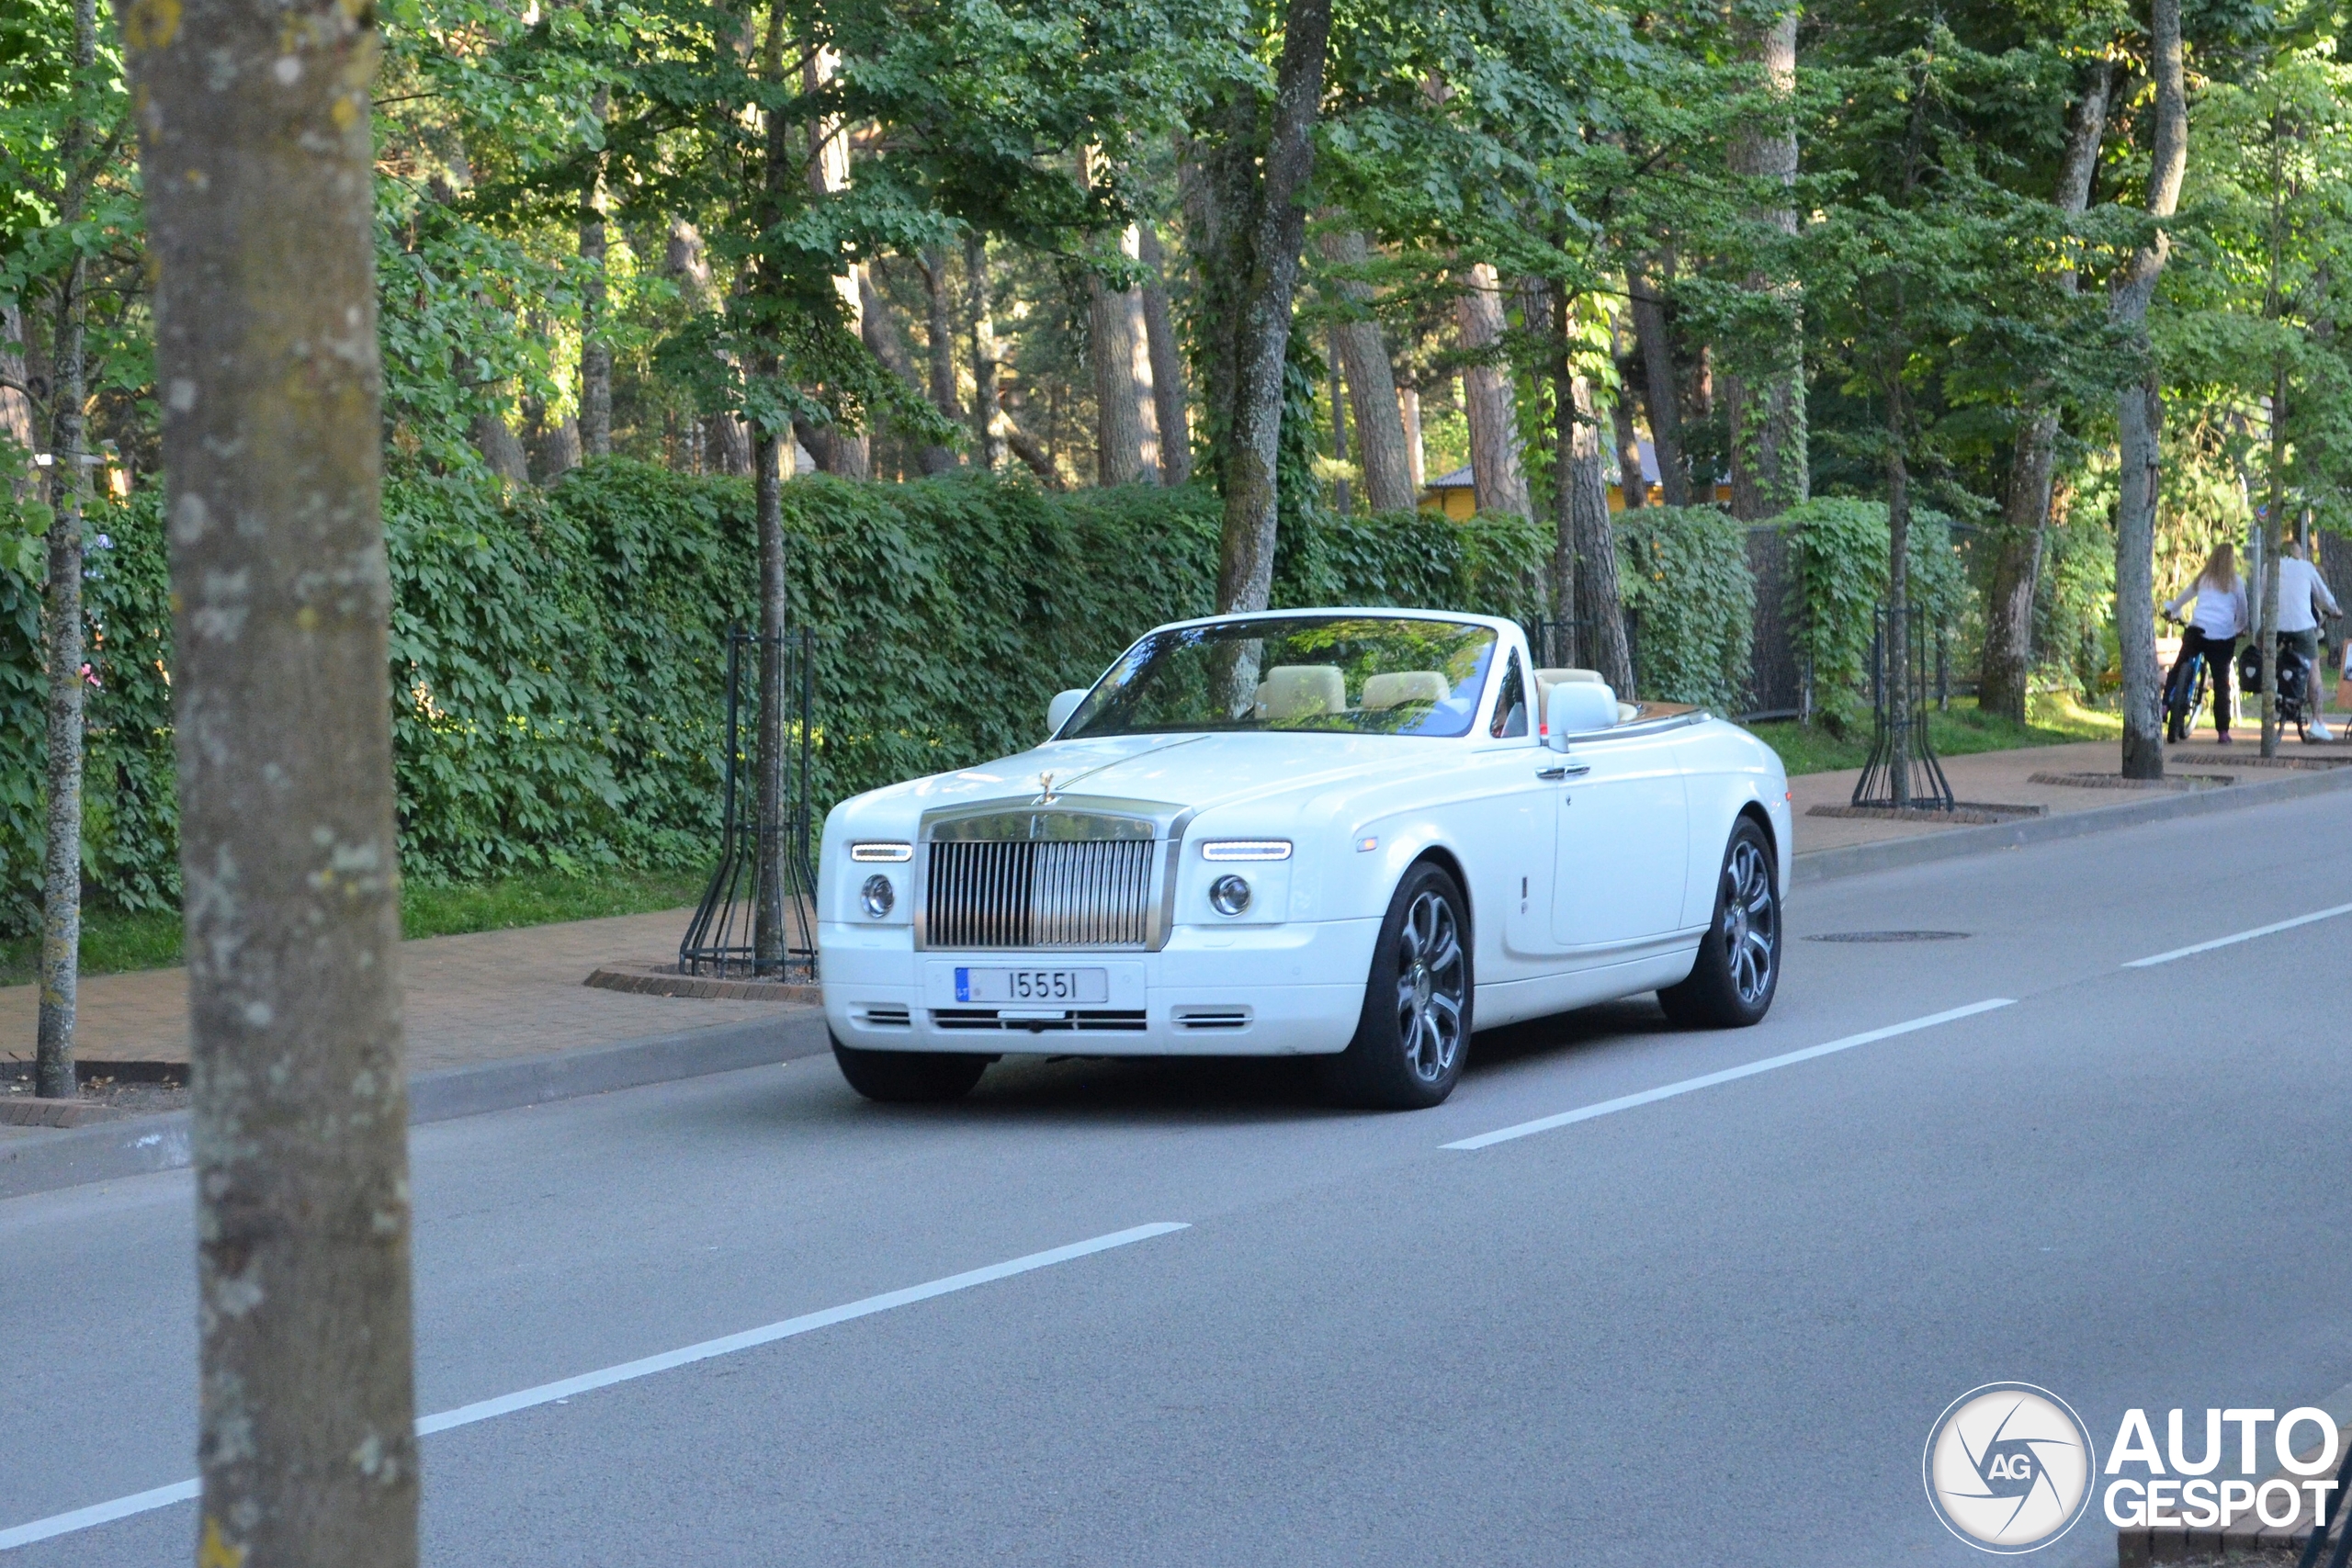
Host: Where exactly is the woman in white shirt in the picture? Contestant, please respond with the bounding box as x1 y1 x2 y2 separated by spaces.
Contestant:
2163 543 2247 743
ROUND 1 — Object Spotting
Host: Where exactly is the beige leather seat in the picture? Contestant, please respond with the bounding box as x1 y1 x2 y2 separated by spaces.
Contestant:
1256 665 1347 719
1361 671 1449 711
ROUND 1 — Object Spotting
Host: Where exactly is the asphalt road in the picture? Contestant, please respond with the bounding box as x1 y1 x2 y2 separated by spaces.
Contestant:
6 790 2352 1566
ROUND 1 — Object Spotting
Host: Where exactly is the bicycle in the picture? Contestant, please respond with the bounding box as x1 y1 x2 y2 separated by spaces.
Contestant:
2163 615 2215 742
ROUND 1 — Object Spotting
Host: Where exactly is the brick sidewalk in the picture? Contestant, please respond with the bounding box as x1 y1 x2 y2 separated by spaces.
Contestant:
1791 734 2352 855
0 908 811 1075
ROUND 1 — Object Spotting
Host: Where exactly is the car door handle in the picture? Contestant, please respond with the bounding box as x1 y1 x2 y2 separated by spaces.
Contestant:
1536 763 1591 781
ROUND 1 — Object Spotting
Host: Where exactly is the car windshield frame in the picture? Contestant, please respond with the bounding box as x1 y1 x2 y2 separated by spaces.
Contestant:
1059 615 1501 739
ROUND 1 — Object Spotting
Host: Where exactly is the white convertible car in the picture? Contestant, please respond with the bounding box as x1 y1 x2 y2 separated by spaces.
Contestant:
817 608 1791 1109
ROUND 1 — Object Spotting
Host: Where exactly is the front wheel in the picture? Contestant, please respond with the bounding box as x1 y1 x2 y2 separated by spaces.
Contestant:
1657 818 1781 1029
831 1035 992 1103
1322 863 1474 1110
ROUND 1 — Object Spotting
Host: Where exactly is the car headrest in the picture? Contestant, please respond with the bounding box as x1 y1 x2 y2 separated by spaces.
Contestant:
1257 664 1347 720
1547 678 1620 736
1361 671 1449 711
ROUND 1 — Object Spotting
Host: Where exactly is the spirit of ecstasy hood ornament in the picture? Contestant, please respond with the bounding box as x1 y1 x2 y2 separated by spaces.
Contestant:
1034 771 1058 805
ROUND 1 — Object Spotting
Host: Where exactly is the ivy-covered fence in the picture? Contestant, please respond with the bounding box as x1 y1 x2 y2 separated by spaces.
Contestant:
0 465 1547 937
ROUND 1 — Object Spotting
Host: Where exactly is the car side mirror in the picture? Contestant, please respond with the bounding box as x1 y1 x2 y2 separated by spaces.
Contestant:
1046 688 1088 737
1545 679 1619 748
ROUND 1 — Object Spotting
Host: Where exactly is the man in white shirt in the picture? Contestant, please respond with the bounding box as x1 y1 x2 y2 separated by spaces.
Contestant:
2274 540 2341 739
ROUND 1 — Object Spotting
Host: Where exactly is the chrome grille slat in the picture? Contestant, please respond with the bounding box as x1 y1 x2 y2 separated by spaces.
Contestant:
925 835 1154 950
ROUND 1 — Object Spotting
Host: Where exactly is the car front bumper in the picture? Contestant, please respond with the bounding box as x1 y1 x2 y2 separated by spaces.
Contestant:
819 919 1381 1055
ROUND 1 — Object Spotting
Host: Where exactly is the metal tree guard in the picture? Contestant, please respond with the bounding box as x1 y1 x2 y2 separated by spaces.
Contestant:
679 626 820 982
1851 603 1955 812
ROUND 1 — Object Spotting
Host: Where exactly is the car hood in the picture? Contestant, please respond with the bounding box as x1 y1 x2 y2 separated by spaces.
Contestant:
859 731 1456 821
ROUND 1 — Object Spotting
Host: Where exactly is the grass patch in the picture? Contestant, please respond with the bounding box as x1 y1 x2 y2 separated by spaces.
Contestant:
0 866 708 987
1744 693 2122 777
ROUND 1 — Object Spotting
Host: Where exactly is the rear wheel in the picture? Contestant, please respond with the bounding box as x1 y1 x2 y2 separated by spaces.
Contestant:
1657 818 1780 1029
1322 863 1473 1110
831 1035 991 1103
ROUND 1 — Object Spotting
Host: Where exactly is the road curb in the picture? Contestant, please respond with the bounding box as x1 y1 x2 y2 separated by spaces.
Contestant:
0 1010 833 1202
1792 759 2352 887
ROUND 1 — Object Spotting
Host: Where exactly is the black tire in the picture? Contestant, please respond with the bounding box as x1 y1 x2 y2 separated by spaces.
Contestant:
1657 818 1781 1029
831 1035 991 1103
1321 862 1474 1110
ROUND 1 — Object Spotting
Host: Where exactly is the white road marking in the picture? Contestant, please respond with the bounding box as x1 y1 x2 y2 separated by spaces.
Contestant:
2123 902 2352 968
1442 998 2016 1152
0 1221 1189 1553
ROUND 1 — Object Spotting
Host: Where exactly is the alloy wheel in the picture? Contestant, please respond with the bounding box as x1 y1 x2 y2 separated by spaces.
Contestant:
1721 840 1777 1005
1393 889 1466 1082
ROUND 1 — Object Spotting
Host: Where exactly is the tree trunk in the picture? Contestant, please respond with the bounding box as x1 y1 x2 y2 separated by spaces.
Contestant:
35 0 100 1101
1551 287 1631 694
752 426 790 964
1086 239 1149 484
667 219 752 475
1456 262 1530 519
966 235 1004 470
803 47 870 479
1723 10 1806 522
919 246 964 443
1400 386 1424 490
1627 263 1690 508
2259 366 2287 756
1204 0 1333 614
1979 64 2111 724
471 412 529 481
862 270 955 475
1317 226 1415 513
1136 222 1191 485
0 299 35 497
1885 378 1913 807
2109 0 2187 780
126 0 419 1558
577 87 612 459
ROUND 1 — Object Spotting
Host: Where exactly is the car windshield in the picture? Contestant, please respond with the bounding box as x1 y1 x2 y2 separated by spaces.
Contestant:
1062 616 1498 739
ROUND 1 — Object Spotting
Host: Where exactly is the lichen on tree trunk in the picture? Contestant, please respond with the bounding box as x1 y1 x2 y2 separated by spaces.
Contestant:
124 0 419 1556
2109 0 2187 781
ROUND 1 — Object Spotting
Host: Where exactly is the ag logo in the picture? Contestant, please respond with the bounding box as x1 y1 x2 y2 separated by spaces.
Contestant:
1923 1383 2097 1552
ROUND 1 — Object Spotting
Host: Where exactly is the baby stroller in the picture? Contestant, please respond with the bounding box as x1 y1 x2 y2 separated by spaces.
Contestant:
2237 638 2314 740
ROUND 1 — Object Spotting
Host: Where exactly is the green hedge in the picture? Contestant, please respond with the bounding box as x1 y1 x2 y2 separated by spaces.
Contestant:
1613 505 1757 711
1780 498 1966 727
0 465 1548 935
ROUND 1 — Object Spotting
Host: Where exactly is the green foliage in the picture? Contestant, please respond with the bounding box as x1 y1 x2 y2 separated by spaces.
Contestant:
1780 497 1967 729
0 485 178 935
0 464 1551 936
1611 505 1755 711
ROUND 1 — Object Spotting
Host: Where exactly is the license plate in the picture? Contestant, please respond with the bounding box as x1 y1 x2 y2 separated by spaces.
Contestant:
954 966 1108 1005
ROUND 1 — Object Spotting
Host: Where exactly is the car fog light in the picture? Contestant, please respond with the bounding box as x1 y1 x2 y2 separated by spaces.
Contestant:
860 874 896 919
1208 874 1250 917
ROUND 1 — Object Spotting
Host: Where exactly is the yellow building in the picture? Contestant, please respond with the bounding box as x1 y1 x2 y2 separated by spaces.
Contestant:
1416 441 1726 517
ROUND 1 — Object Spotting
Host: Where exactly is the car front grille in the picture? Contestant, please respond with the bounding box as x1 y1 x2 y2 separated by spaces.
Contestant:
924 838 1157 949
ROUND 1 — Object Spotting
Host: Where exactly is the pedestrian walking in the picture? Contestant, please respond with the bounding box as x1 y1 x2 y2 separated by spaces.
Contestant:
2163 543 2247 743
2274 539 2341 741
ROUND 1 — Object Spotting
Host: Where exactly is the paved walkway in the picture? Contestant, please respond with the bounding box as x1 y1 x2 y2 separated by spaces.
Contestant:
1791 730 2352 853
0 908 807 1073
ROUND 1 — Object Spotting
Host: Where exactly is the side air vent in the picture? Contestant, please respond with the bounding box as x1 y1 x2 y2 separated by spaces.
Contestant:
852 1004 912 1030
1172 1006 1252 1032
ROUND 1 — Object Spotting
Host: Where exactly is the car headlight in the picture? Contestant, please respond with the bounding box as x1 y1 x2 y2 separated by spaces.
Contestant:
1208 874 1251 917
851 841 912 863
860 874 897 919
1201 840 1292 861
